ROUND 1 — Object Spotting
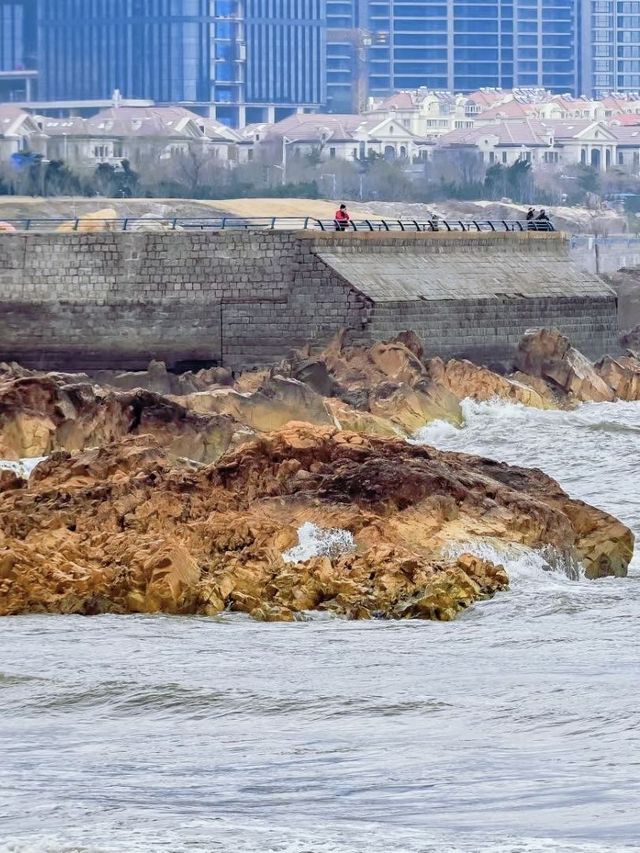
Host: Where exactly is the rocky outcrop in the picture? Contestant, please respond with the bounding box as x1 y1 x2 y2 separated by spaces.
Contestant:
427 357 554 409
0 373 237 462
595 354 640 401
0 425 632 620
515 328 615 403
175 376 335 432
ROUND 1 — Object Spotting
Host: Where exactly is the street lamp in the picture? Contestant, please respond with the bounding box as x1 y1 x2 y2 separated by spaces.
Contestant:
282 135 293 184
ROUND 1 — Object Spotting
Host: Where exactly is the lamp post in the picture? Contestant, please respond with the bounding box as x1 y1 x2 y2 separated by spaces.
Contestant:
282 135 293 184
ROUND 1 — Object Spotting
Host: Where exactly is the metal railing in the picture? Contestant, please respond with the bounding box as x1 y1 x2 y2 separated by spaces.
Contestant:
0 216 556 234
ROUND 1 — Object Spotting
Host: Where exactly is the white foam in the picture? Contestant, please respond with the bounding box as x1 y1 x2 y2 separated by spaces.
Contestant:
444 538 586 586
0 456 47 480
283 521 356 563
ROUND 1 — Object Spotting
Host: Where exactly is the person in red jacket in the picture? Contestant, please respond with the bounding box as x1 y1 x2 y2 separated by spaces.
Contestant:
334 203 350 231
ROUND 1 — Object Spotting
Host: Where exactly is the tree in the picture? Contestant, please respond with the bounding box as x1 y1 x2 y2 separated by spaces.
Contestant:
43 160 82 196
484 163 507 199
506 158 533 203
94 162 117 196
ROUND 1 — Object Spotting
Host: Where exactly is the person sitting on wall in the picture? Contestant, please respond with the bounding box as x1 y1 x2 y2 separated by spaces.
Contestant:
536 209 552 230
334 204 350 231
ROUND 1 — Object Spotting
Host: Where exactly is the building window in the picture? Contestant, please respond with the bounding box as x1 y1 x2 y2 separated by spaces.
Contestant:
329 147 336 158
618 150 624 165
502 151 507 163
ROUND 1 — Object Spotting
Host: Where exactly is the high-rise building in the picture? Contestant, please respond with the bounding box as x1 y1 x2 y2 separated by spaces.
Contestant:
35 0 324 125
513 0 577 92
0 0 37 100
580 0 640 96
365 0 579 97
325 0 363 113
244 0 325 122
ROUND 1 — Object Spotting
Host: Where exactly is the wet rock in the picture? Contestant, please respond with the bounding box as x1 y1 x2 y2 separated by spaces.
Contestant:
595 354 640 401
428 357 553 409
0 373 236 463
0 425 632 619
515 328 614 402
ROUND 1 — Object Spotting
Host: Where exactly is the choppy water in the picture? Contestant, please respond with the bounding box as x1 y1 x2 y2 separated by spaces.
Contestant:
2 401 640 853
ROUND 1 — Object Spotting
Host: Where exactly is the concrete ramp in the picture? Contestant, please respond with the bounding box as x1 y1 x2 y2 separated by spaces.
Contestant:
304 231 619 364
317 248 612 301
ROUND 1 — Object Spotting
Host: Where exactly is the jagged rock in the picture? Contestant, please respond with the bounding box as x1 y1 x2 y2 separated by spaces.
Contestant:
0 373 236 462
596 354 640 400
515 328 615 402
0 425 632 619
324 399 400 437
368 380 463 432
0 468 25 492
175 376 334 432
428 357 553 409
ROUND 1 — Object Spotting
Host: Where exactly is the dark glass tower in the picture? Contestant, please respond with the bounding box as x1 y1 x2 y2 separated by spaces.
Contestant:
36 0 324 124
0 0 37 99
367 0 579 96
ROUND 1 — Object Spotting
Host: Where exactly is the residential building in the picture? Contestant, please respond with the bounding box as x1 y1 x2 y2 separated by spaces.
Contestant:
255 111 431 167
35 0 324 127
0 0 37 101
41 106 241 168
0 104 45 159
365 0 579 97
436 117 623 170
366 90 474 137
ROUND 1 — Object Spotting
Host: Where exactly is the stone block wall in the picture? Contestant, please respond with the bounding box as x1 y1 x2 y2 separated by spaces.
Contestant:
361 296 618 366
0 229 619 371
0 231 371 370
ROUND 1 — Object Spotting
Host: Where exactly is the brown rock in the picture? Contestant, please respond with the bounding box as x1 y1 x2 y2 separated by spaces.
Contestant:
595 354 640 401
515 328 614 402
0 425 632 619
0 374 236 463
428 357 553 409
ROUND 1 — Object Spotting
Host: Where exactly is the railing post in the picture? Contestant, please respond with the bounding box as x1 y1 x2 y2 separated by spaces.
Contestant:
73 218 79 232
25 219 31 231
123 218 129 231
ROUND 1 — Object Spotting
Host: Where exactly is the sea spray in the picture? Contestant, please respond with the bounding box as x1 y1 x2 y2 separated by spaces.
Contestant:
283 521 356 563
0 456 47 479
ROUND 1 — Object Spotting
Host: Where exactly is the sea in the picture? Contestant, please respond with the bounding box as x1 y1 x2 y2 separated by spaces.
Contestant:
1 399 639 853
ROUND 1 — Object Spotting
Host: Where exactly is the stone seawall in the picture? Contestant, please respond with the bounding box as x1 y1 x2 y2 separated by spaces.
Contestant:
0 229 618 370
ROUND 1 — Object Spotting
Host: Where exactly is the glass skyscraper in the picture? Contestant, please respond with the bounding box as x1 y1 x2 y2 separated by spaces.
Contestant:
366 0 579 96
0 0 37 99
325 0 363 112
36 0 324 125
581 0 640 95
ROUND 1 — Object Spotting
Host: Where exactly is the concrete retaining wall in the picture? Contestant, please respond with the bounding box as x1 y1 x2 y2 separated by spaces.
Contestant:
0 229 619 370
